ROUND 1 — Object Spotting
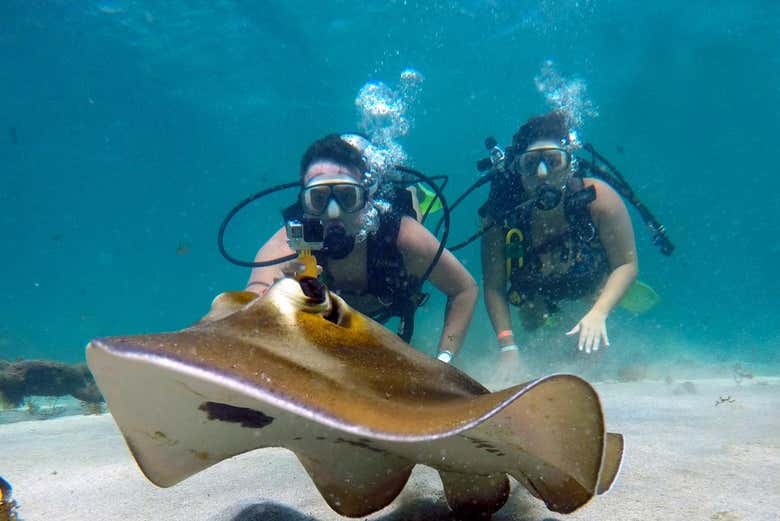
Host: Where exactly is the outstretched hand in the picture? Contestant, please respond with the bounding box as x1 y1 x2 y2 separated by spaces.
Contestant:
566 310 609 354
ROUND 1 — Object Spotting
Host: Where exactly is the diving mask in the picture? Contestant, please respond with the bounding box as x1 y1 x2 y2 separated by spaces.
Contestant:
513 147 571 177
301 176 368 215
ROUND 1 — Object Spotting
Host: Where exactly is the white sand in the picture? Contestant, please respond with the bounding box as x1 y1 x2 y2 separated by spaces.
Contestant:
1 378 778 521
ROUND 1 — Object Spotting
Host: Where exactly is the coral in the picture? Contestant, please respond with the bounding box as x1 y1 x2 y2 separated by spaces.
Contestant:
23 399 39 416
0 359 103 407
0 391 13 411
26 396 66 419
80 400 105 415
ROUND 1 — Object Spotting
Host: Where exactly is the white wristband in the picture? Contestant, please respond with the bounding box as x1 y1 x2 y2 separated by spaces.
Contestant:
500 344 519 353
437 350 453 363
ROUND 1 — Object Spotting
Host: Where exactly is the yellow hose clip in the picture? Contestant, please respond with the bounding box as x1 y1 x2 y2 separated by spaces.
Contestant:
296 249 319 280
504 228 524 278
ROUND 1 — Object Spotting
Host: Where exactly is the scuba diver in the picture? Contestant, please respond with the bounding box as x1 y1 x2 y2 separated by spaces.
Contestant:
477 111 641 378
241 134 477 364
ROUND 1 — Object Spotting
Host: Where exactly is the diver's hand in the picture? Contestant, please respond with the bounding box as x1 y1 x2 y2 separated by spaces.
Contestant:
494 348 523 388
566 310 609 354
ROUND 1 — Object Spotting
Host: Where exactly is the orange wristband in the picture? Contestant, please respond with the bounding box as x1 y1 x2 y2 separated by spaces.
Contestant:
497 329 514 340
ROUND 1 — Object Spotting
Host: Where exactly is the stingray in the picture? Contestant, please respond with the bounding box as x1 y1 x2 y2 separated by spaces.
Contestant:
86 277 623 517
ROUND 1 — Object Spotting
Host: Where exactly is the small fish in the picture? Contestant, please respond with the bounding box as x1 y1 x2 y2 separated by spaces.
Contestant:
8 128 18 145
176 241 192 256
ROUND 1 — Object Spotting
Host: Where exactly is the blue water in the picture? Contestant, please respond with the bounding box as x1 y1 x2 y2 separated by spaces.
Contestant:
1 0 778 374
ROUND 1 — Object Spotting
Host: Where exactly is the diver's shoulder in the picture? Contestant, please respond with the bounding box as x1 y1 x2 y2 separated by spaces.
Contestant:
266 225 290 245
395 215 431 250
396 214 422 237
259 226 293 254
582 177 627 215
583 177 619 200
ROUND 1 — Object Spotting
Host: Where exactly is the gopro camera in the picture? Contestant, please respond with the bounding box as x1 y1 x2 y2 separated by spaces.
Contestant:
285 218 324 251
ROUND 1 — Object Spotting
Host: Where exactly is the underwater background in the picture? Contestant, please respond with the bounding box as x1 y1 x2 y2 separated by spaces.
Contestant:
1 0 778 377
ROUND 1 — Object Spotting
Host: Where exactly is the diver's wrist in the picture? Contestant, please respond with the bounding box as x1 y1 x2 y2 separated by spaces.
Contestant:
497 329 514 340
496 329 516 347
590 300 612 317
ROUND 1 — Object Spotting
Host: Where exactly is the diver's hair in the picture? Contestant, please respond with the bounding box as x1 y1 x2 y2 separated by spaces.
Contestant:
511 111 569 153
300 134 367 181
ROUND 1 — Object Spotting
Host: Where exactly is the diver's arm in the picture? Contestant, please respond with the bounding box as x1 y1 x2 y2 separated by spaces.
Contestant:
245 227 297 296
397 217 477 359
482 221 522 383
481 222 515 346
566 179 638 352
589 179 639 314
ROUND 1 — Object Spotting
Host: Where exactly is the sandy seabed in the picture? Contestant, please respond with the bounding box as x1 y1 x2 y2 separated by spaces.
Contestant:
1 378 778 521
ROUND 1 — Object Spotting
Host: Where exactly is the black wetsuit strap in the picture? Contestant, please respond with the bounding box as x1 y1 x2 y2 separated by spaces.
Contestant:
563 177 597 234
367 210 405 304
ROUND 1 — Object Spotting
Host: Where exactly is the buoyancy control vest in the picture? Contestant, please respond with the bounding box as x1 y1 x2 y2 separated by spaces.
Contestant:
481 176 609 311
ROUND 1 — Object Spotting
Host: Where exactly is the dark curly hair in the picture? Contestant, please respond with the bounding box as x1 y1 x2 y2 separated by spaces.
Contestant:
510 111 569 154
300 134 367 180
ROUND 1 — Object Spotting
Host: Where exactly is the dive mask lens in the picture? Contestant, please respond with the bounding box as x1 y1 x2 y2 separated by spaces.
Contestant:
302 185 331 214
514 148 570 176
331 183 365 212
301 182 367 215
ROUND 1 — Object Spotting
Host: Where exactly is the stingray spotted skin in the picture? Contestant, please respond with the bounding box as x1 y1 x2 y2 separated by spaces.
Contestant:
87 277 623 517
